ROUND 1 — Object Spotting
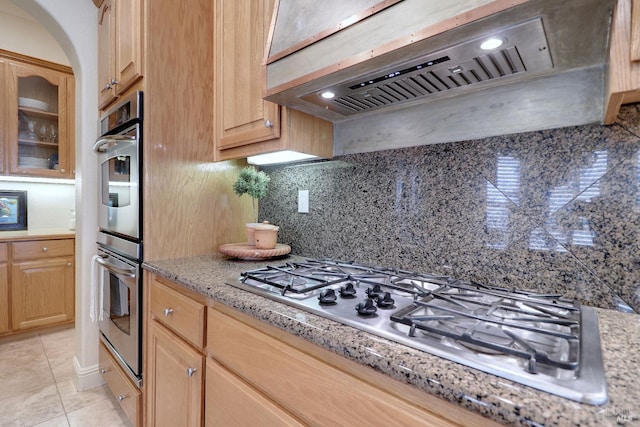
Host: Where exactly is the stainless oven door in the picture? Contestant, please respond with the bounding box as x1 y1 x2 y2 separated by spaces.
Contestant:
93 123 141 241
96 247 141 380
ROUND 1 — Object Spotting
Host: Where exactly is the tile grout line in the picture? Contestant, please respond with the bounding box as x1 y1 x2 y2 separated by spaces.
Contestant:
40 333 72 427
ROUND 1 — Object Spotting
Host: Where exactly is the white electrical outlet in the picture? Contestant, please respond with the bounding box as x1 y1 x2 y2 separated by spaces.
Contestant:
298 190 309 213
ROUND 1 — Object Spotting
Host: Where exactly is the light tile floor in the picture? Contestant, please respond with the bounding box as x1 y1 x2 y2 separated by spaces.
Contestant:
0 328 131 427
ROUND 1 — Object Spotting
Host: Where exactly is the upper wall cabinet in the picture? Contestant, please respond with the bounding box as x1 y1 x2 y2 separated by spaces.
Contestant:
214 0 333 162
605 0 640 123
98 0 144 110
0 53 75 179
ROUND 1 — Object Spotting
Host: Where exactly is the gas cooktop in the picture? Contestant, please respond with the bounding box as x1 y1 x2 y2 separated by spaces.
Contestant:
226 259 608 405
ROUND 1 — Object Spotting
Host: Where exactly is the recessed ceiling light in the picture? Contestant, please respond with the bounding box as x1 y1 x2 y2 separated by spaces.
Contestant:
320 91 335 99
480 37 504 50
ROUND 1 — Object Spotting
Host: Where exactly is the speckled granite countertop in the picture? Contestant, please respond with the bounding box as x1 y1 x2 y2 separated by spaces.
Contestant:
143 254 640 427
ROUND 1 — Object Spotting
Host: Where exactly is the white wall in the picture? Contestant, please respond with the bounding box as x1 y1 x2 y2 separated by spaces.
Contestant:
0 0 70 65
8 0 101 392
0 179 74 229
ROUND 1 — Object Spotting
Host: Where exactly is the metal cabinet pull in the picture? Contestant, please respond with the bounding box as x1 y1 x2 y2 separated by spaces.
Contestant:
42 247 48 252
103 83 111 90
117 395 127 402
264 119 273 128
187 367 197 377
163 308 174 317
110 78 120 85
67 262 72 267
100 368 108 374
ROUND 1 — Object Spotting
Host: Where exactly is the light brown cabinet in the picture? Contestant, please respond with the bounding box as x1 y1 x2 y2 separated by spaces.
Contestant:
98 0 144 110
145 276 206 427
145 274 497 427
205 358 303 426
0 236 74 337
149 278 206 349
207 305 463 427
147 321 204 427
10 238 74 331
1 53 75 179
0 244 8 334
214 0 333 161
99 340 142 427
605 0 640 123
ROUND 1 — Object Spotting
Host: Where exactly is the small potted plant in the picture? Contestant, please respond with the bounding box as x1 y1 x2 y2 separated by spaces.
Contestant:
233 166 276 246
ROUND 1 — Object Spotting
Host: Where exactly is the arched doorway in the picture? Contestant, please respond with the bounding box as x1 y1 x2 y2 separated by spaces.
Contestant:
8 0 102 391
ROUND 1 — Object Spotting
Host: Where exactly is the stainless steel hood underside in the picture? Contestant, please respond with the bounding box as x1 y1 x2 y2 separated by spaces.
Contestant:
264 0 617 123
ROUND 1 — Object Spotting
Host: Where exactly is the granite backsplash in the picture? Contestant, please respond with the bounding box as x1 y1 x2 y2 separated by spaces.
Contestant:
260 104 640 313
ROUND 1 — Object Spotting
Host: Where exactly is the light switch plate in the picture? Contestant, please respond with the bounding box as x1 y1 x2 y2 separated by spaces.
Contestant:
298 190 309 213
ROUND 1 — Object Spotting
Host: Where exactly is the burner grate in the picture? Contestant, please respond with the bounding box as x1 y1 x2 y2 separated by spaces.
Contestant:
390 284 581 374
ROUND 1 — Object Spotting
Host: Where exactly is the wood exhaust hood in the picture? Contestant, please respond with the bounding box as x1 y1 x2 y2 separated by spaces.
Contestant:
263 0 617 125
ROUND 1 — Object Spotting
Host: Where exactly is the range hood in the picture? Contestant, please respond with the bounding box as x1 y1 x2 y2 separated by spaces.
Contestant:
264 0 616 123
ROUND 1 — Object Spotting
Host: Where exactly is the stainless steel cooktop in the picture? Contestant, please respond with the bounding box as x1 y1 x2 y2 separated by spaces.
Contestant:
226 259 608 405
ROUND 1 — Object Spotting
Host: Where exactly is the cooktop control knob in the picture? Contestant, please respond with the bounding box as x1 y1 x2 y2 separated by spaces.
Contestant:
355 298 377 316
339 282 357 298
318 289 337 304
376 292 395 308
366 284 384 300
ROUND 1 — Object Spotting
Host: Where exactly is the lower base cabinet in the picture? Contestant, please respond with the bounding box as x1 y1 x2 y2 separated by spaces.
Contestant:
205 358 303 426
99 341 142 427
146 320 204 427
206 306 455 426
144 274 499 427
0 261 8 334
12 256 74 330
0 236 75 338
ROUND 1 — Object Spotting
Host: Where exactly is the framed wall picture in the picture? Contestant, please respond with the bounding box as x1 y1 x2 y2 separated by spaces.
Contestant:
0 191 27 231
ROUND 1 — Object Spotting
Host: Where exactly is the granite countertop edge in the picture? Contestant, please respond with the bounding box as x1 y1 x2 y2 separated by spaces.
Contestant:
143 254 640 427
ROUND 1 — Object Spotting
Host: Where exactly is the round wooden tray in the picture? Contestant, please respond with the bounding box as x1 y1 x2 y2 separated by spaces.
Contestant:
218 243 291 260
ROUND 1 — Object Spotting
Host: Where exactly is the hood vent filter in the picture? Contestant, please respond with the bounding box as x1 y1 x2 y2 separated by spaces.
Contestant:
302 18 553 117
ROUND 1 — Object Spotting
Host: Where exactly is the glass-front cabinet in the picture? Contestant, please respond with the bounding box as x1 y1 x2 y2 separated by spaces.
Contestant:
3 58 74 179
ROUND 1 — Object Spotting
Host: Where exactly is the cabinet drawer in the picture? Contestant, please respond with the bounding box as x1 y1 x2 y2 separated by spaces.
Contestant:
99 340 141 427
206 358 303 426
150 278 206 348
207 307 453 427
12 239 74 260
0 243 7 262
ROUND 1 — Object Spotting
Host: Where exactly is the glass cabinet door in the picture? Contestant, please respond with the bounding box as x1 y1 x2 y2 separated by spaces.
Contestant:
8 63 70 177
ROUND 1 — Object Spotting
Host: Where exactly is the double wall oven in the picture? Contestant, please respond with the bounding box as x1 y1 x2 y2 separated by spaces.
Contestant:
93 91 143 386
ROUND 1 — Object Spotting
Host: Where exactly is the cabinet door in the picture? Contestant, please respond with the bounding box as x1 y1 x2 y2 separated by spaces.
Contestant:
11 257 74 330
208 307 447 426
146 320 204 427
98 0 144 109
6 63 73 178
0 263 8 334
205 358 303 427
114 0 144 96
215 0 280 150
98 0 116 109
0 59 6 175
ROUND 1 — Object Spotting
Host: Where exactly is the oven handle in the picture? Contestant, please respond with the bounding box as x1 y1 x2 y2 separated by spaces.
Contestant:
93 135 136 153
95 255 136 277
